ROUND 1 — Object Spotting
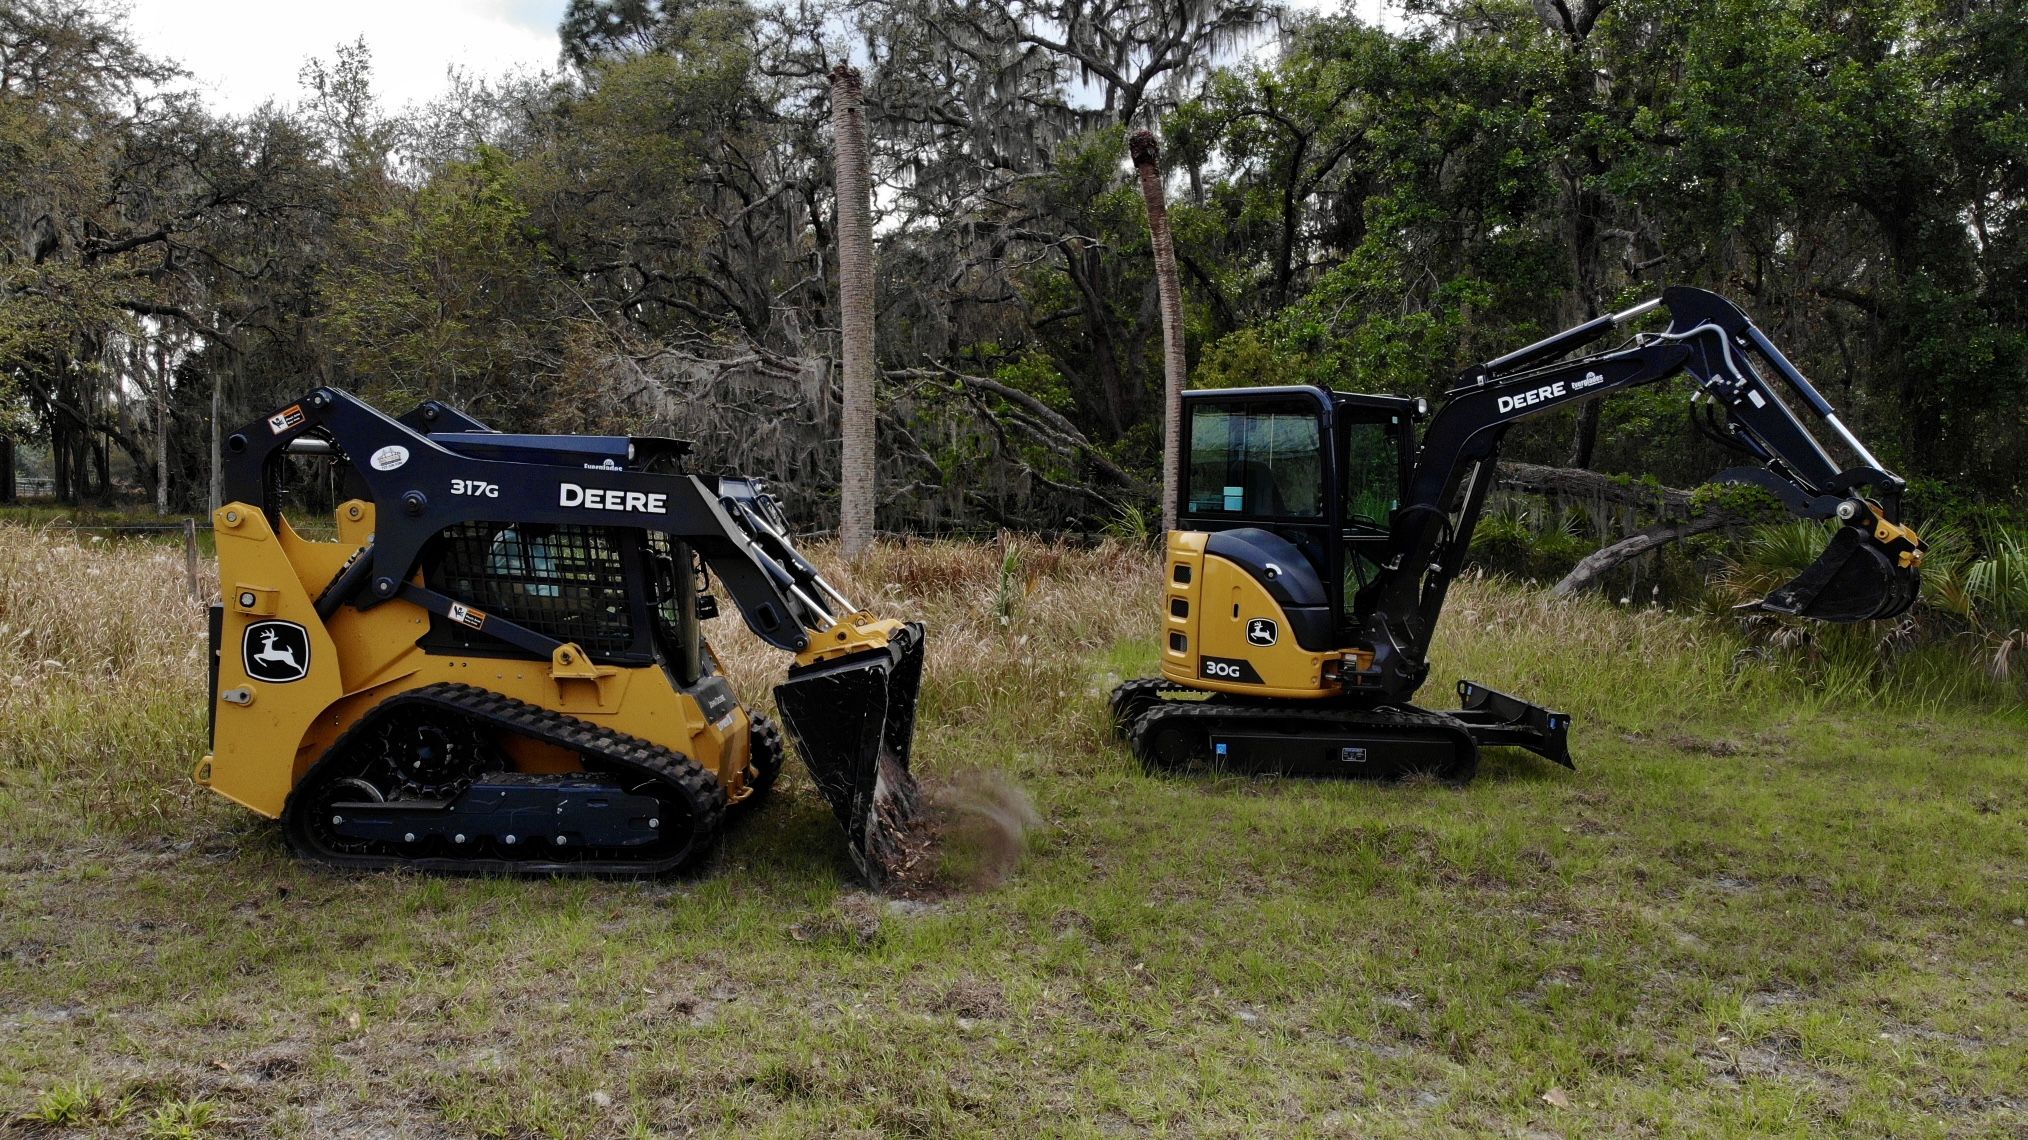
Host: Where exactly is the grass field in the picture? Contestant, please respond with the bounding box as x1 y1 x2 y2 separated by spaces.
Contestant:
1 529 2023 1138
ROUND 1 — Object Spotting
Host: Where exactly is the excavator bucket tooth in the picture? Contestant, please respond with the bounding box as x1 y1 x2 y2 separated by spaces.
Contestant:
773 622 927 887
1749 525 1920 623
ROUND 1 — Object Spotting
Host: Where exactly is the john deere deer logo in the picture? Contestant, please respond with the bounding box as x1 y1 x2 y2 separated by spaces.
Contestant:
1246 618 1279 647
243 620 310 683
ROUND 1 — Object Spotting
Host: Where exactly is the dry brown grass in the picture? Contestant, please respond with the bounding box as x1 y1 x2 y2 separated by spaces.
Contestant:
0 529 212 830
0 521 1973 842
709 534 1161 759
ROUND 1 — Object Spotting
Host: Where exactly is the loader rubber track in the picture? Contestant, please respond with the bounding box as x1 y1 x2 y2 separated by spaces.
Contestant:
283 681 727 876
732 711 785 814
1124 693 1479 783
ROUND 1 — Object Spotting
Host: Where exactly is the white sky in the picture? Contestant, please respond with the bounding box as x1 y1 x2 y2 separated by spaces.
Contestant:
124 0 572 116
122 0 1390 119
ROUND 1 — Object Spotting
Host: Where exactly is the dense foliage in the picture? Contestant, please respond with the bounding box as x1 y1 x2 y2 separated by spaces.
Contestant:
1 0 2022 535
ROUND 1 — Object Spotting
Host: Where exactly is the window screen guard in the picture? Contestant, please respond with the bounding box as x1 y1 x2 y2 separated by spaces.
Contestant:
427 522 635 657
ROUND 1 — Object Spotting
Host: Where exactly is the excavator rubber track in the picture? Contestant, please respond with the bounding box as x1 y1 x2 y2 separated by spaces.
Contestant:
1126 697 1480 783
1109 677 1200 738
283 682 727 875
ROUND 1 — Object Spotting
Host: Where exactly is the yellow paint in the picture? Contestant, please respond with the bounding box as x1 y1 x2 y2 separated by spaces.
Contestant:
549 643 625 713
199 502 755 820
1157 530 1346 700
794 612 906 668
1864 502 1926 569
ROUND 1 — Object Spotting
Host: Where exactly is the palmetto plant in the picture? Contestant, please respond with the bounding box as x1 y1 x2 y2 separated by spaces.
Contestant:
1725 518 2028 684
1961 527 2028 679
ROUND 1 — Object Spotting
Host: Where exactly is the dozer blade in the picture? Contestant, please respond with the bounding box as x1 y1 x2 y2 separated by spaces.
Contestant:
1749 524 1921 623
772 622 927 886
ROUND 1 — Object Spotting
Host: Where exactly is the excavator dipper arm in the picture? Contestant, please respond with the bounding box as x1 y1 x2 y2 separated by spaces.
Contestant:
1360 288 1924 699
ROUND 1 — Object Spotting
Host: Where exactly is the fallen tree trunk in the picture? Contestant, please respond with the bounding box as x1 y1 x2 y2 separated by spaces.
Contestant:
1496 461 1689 511
1496 462 1764 598
1550 509 1742 597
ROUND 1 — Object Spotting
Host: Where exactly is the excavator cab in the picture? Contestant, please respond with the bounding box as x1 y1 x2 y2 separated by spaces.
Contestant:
1179 387 1416 645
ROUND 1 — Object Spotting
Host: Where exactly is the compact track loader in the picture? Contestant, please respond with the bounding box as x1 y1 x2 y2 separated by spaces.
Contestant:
1113 287 1925 779
199 389 924 884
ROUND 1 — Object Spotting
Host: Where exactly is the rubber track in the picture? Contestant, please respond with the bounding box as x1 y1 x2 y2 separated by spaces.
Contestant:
1108 677 1248 737
284 681 727 875
1127 698 1479 783
733 711 785 812
1108 677 1194 738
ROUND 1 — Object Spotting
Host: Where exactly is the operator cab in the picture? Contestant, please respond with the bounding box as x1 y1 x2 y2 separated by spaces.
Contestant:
1179 386 1419 645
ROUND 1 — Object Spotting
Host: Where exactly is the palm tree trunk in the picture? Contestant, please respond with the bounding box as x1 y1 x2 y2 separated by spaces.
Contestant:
154 337 170 515
1132 129 1187 534
831 64 876 560
210 352 225 513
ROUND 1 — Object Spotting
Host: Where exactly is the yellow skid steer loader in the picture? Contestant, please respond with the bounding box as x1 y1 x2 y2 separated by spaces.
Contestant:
198 389 924 884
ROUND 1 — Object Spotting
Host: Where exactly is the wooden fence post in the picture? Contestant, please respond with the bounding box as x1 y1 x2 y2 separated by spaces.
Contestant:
184 517 201 601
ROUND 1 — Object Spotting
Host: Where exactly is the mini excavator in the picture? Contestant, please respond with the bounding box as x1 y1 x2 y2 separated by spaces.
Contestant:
197 389 924 884
1112 287 1925 779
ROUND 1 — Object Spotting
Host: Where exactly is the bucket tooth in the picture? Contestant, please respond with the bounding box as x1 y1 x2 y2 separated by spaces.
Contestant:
772 623 927 886
1750 525 1920 623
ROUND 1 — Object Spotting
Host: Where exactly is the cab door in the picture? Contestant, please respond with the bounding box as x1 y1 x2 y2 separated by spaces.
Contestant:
1178 389 1340 639
1335 403 1413 638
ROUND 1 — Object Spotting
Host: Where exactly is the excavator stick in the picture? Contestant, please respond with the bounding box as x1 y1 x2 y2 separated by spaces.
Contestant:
1750 518 1924 623
773 622 928 886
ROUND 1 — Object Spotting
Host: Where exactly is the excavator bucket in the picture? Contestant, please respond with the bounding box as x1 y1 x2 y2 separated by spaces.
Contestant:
773 622 927 886
1750 524 1923 623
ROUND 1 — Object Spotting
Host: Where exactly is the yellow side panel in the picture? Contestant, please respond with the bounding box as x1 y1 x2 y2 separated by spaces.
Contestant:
1158 530 1338 700
205 504 348 817
1159 530 1206 676
200 501 754 819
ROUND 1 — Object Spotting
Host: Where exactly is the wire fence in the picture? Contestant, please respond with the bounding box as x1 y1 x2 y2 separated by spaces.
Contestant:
1 518 335 536
0 517 343 601
18 521 216 533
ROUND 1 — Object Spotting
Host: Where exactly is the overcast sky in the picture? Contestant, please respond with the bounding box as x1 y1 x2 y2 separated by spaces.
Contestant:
125 0 573 116
123 0 1383 118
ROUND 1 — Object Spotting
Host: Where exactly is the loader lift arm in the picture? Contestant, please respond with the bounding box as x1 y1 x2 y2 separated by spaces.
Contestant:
1358 286 1925 700
226 388 834 653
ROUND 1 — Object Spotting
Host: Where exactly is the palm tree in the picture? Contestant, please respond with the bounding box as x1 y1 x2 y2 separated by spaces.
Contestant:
832 63 876 560
1132 129 1186 533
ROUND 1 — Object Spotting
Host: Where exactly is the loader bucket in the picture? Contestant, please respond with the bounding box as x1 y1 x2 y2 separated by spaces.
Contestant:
773 622 927 886
1749 524 1921 623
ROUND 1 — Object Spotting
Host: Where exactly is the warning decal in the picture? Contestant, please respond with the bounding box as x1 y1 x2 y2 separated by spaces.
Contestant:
267 404 306 434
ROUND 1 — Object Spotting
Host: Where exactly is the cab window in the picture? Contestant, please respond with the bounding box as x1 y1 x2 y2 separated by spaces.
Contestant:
1340 419 1403 533
1185 401 1323 519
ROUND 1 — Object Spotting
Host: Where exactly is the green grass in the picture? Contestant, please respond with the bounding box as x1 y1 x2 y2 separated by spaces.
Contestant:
1 532 2023 1137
